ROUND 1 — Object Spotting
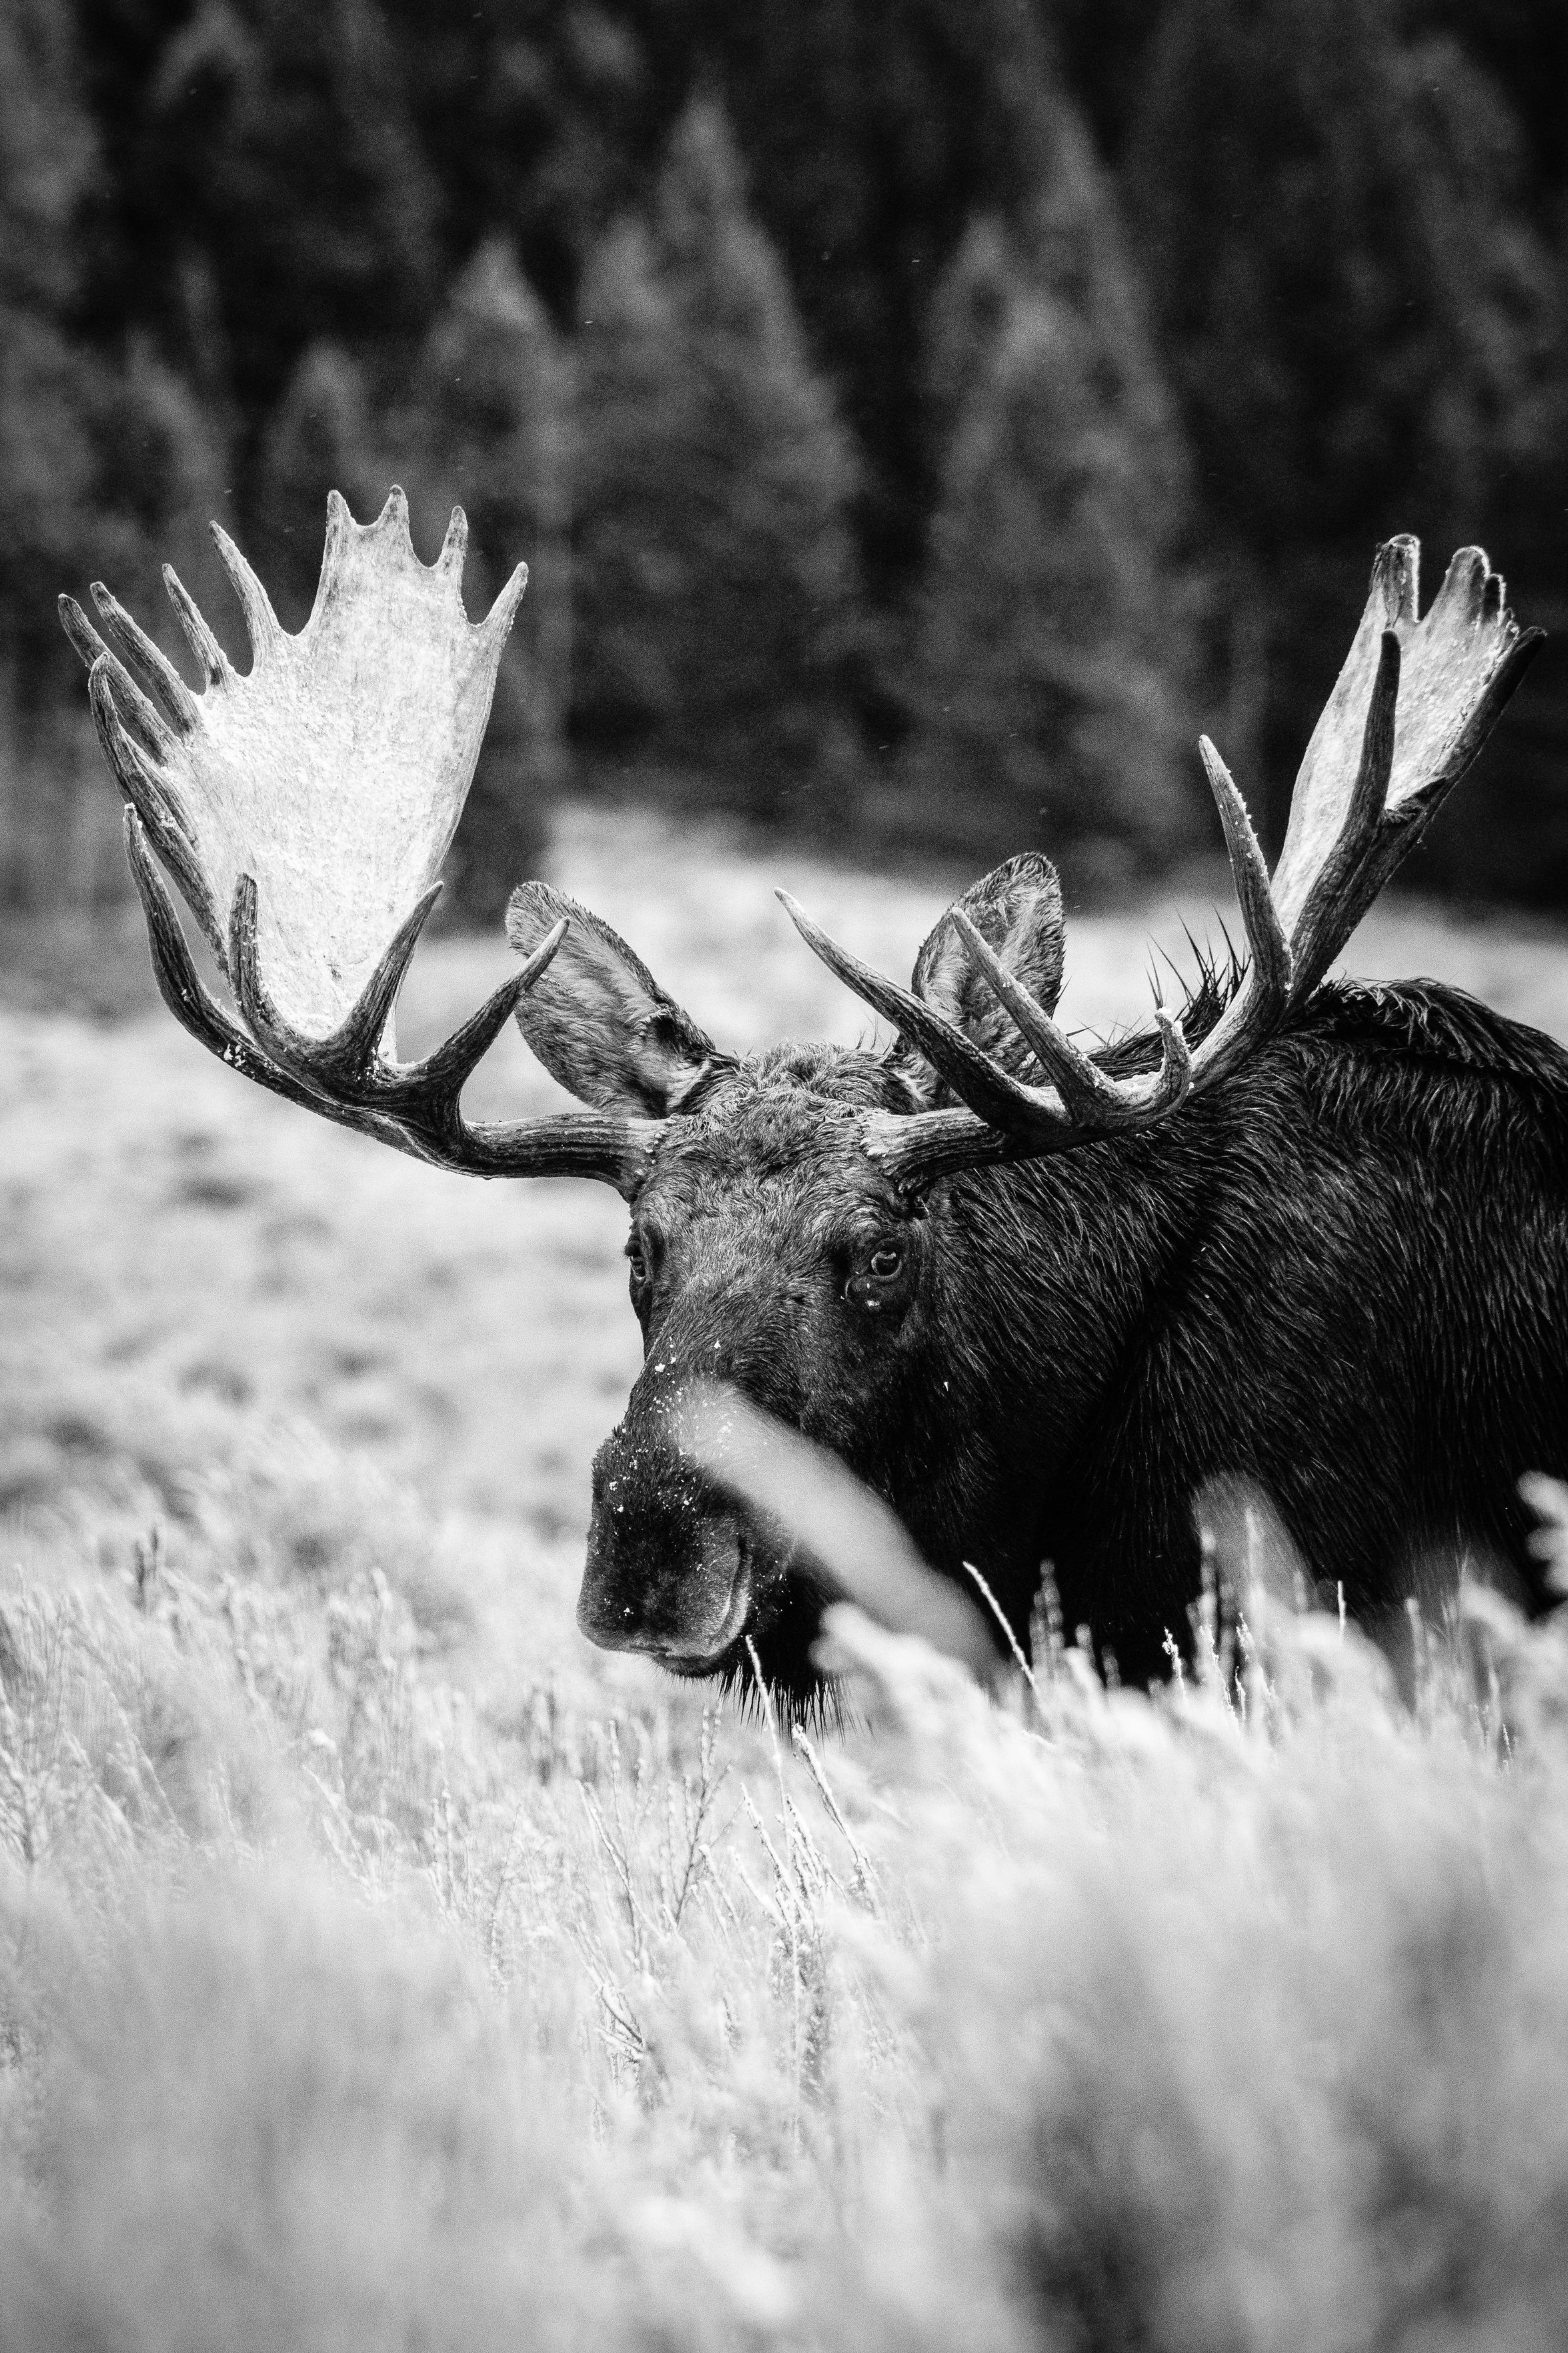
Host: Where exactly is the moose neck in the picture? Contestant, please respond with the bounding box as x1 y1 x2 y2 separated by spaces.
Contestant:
897 1104 1217 1653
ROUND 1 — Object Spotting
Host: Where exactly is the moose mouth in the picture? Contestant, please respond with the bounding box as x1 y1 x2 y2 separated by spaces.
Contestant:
576 1508 758 1672
654 1538 755 1675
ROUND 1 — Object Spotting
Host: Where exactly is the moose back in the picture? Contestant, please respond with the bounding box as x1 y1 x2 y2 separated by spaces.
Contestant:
61 493 1555 1708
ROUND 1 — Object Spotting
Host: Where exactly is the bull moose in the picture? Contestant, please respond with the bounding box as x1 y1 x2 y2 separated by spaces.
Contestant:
60 490 1559 1707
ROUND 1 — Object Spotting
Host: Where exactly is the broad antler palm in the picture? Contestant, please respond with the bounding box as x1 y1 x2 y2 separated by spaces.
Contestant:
60 490 656 1190
782 537 1541 1188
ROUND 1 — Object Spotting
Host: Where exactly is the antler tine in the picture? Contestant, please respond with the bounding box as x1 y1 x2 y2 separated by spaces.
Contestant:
57 591 104 676
71 619 179 766
1285 628 1400 1004
161 563 232 688
946 907 1191 1127
123 811 424 1155
1161 735 1297 1094
1197 737 1291 1008
782 887 1190 1153
438 505 470 577
88 582 201 733
59 592 175 767
88 659 222 957
412 925 567 1101
325 886 446 1077
229 868 575 1146
211 522 284 662
229 875 443 1087
776 890 1059 1133
128 840 644 1187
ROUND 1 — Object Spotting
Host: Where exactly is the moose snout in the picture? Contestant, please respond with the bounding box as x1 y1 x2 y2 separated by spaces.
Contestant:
578 1434 752 1669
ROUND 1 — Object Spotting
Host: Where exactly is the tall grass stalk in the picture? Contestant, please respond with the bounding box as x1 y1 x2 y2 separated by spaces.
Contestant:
6 1502 1568 2347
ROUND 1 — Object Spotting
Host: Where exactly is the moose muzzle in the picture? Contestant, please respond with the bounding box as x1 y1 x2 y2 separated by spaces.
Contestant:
578 1422 753 1670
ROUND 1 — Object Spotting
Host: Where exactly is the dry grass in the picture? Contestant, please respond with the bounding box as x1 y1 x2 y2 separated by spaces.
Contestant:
7 803 1568 2348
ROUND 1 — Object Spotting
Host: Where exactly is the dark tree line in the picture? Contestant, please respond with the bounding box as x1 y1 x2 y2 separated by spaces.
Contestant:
3 0 1565 911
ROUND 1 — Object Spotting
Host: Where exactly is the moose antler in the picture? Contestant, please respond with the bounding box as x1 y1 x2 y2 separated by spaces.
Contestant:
1270 537 1538 996
783 537 1540 1189
61 490 657 1190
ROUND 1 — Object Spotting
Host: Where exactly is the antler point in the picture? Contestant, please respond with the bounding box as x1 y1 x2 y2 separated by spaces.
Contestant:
438 506 470 579
376 486 412 540
480 558 528 635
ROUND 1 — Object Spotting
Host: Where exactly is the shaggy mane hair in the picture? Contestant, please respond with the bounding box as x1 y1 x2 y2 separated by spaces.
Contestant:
1094 953 1568 1096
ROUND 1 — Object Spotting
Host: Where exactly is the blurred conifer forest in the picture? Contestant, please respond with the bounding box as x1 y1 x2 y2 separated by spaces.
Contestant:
2 0 1565 916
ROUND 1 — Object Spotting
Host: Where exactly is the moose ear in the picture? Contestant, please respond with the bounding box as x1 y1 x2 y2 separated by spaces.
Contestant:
896 853 1065 1096
507 882 728 1117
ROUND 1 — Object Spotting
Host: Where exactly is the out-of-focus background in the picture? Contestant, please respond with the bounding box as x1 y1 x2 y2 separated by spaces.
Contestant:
14 14 1568 2339
2 0 1566 941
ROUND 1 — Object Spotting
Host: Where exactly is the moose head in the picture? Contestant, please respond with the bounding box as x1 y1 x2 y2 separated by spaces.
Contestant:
61 491 1540 1708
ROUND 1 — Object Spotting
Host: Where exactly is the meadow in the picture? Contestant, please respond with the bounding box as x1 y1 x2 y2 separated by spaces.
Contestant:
7 805 1568 2349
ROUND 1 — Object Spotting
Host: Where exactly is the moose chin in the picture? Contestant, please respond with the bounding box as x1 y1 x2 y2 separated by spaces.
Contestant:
60 487 1561 1717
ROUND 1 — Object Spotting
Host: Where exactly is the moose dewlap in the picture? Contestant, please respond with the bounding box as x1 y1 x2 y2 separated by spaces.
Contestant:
61 491 1559 1711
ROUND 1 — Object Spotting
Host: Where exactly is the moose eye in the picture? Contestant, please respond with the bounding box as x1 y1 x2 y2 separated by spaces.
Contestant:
626 1239 652 1296
846 1238 910 1313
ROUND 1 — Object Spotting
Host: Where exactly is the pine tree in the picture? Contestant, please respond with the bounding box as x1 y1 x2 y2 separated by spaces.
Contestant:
375 0 652 322
127 0 438 476
1 1 111 903
907 94 1198 865
1123 0 1567 849
256 343 386 630
396 238 570 917
0 0 98 691
572 97 862 825
692 0 1065 598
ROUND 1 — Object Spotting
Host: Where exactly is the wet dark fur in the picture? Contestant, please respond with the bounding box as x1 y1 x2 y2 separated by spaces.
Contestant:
592 976 1568 1709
